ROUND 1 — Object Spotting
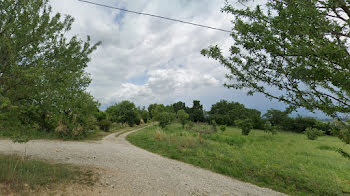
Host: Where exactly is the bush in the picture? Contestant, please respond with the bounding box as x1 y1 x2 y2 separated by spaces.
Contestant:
305 127 324 140
186 121 194 130
236 119 253 136
314 121 333 135
99 119 112 132
220 125 227 132
264 123 277 135
177 110 189 129
155 112 176 128
211 120 217 132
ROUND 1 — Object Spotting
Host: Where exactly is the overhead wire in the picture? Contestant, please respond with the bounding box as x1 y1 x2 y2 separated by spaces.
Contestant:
77 0 231 33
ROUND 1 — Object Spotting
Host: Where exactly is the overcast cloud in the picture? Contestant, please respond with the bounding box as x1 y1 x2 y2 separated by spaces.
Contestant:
49 0 326 118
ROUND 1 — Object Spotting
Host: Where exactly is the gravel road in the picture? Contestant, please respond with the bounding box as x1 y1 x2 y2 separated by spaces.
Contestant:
0 126 286 196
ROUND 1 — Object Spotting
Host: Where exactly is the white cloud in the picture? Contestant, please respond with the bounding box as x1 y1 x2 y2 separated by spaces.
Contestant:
48 0 326 118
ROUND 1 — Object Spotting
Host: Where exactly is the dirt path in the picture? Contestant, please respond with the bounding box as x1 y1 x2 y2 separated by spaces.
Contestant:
0 126 285 196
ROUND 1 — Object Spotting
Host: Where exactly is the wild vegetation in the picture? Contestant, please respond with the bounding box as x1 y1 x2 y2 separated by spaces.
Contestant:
1 0 350 195
0 154 96 194
127 123 350 196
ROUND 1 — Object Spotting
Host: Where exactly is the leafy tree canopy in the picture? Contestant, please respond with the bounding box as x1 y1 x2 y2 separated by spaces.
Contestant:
172 101 186 113
202 0 350 157
0 0 100 139
202 0 350 118
189 100 205 122
105 100 140 127
177 109 189 128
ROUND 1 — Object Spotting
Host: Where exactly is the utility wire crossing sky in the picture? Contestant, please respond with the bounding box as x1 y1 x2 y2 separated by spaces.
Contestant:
77 0 232 33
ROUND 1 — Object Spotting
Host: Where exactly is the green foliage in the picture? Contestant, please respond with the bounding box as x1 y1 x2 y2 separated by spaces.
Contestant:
147 104 158 119
263 109 290 127
186 121 194 130
106 101 140 127
0 0 100 140
188 100 205 122
208 100 264 129
264 123 277 135
98 119 112 132
220 125 226 132
94 111 111 132
332 120 350 144
305 127 324 140
150 104 174 120
235 119 253 136
263 109 335 135
201 0 350 145
138 107 149 123
155 112 176 128
172 101 186 114
177 109 189 129
128 124 350 195
211 120 218 132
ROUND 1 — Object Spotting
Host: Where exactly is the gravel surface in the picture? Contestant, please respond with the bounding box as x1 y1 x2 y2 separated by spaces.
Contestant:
0 126 286 196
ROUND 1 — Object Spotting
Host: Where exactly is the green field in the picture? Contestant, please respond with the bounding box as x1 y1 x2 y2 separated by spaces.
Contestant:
0 154 96 194
127 123 350 196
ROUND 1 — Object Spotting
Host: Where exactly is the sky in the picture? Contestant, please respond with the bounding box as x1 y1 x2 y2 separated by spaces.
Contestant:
49 0 328 118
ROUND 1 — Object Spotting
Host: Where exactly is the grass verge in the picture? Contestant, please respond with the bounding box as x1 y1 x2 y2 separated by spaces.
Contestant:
0 154 97 195
114 123 153 138
83 123 128 141
127 123 350 196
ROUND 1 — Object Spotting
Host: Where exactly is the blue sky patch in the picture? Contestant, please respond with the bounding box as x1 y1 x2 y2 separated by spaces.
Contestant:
127 74 149 85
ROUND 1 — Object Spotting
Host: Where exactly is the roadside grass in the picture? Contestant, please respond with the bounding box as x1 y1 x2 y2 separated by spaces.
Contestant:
83 123 128 141
0 128 59 140
0 154 97 194
114 123 153 138
127 123 350 196
0 122 140 141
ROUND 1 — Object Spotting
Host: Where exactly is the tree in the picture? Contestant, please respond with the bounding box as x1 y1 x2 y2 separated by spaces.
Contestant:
138 107 149 123
172 101 186 113
177 109 189 129
155 112 176 129
0 0 100 139
209 100 246 125
209 100 263 128
106 101 140 127
148 104 158 119
236 119 253 136
202 0 350 156
263 109 290 127
189 100 205 122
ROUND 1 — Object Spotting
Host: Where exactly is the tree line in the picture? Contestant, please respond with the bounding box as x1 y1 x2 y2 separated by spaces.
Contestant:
97 99 337 136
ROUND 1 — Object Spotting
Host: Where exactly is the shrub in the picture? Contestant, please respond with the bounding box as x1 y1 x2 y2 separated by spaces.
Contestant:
264 123 277 135
314 121 333 135
186 121 194 130
220 125 227 132
98 119 112 132
236 119 253 136
155 112 176 129
211 120 218 132
305 127 324 140
177 110 189 129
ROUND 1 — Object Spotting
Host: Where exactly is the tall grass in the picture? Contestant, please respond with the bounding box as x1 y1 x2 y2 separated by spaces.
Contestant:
127 123 350 196
0 154 96 194
0 128 58 140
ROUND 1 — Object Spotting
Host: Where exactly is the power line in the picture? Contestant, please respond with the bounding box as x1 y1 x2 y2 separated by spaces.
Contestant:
77 0 231 33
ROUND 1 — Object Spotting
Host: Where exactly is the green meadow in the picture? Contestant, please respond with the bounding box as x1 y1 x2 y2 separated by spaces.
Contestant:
127 123 350 196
